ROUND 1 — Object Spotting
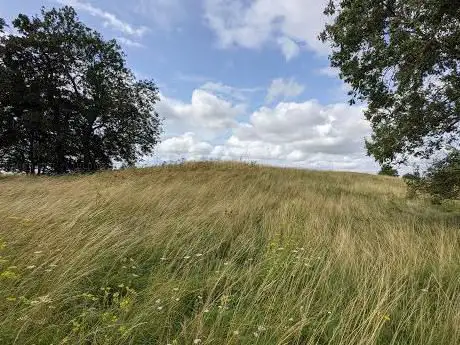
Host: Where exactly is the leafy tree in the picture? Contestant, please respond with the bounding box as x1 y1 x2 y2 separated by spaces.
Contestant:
0 7 161 174
378 164 398 177
320 0 460 199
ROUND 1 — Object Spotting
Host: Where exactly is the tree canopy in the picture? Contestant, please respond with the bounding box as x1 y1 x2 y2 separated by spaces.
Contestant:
320 0 460 167
0 6 162 174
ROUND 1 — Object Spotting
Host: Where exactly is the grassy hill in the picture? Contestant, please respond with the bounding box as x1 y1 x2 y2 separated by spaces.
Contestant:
1 162 459 345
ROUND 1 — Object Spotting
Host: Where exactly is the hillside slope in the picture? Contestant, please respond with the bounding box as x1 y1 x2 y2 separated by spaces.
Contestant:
0 162 459 345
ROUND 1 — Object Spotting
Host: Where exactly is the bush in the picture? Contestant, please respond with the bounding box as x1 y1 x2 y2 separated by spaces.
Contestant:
404 150 460 203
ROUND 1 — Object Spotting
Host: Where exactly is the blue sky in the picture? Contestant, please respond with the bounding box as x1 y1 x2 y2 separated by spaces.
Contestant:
0 0 380 172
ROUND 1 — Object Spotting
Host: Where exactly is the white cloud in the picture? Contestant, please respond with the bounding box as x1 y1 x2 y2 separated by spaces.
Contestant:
116 37 145 48
56 0 149 36
266 78 305 103
209 100 377 172
155 86 378 172
204 0 330 58
277 36 300 61
157 88 245 140
156 132 214 161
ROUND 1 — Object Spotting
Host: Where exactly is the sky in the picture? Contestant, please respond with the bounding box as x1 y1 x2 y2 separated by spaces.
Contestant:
0 0 380 173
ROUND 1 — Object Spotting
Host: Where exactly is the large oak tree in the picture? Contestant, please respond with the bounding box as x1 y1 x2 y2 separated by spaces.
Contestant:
320 0 460 167
0 6 162 174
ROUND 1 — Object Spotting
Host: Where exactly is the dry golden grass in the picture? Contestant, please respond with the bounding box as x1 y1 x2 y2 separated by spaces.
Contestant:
0 161 459 345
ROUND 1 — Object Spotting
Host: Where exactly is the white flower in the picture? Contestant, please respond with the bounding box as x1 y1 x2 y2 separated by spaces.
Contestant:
155 299 161 304
203 308 210 313
26 265 36 269
288 318 294 322
184 256 191 260
196 253 203 257
175 298 180 301
421 288 429 292
157 306 163 311
160 257 167 261
233 330 240 335
277 247 284 251
193 339 202 344
223 262 229 266
173 287 179 292
253 332 259 338
257 326 266 332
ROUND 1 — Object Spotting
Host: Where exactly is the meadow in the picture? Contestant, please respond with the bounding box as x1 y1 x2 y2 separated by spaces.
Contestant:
0 162 459 345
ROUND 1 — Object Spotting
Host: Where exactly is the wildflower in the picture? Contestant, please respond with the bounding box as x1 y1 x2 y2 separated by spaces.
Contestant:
132 273 139 278
253 332 259 338
288 318 294 322
300 247 305 251
223 262 229 266
193 339 202 344
292 250 298 254
203 309 210 313
197 295 203 300
160 257 167 261
277 247 284 251
155 299 161 304
157 306 163 311
383 314 390 321
184 255 191 260
195 253 203 257
421 288 429 293
172 287 179 292
175 298 180 301
26 265 36 270
257 326 266 332
233 330 240 336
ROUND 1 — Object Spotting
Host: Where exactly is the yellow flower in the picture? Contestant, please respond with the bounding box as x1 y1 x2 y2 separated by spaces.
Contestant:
383 314 391 321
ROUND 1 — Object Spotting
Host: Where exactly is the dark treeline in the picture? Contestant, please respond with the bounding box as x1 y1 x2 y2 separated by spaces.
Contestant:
0 7 162 175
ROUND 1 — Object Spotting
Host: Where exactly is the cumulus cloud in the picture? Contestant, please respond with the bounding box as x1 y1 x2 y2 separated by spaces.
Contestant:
56 0 149 36
156 132 214 161
156 88 246 141
266 78 305 103
203 0 330 59
155 87 378 172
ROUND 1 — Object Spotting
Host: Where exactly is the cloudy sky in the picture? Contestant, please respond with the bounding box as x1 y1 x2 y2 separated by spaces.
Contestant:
0 0 380 173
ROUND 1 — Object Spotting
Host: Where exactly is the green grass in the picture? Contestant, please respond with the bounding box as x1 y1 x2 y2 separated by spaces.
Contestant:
0 161 459 345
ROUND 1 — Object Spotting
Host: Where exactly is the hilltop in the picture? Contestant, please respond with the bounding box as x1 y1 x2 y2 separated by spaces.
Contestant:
0 162 459 345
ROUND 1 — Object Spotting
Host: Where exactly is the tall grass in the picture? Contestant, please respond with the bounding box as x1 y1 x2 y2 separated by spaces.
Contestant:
0 161 459 345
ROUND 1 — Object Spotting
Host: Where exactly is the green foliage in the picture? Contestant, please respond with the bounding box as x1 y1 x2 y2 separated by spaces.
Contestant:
0 7 162 174
378 164 398 177
320 0 460 200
